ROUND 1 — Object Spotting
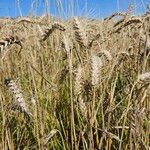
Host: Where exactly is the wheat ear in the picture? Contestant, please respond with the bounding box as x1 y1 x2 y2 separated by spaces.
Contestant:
88 33 100 48
98 50 112 62
40 22 66 41
74 65 87 117
52 22 66 31
4 79 32 117
74 65 83 96
17 17 33 24
138 72 150 83
113 18 125 27
104 12 125 20
40 25 54 41
62 34 72 54
44 129 57 146
73 17 88 47
91 54 103 86
114 17 142 33
0 36 22 59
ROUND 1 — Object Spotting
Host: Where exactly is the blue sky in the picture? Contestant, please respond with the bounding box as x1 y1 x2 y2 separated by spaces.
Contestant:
0 0 150 18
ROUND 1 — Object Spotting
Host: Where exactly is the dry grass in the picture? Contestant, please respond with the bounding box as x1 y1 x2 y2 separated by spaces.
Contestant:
0 8 150 150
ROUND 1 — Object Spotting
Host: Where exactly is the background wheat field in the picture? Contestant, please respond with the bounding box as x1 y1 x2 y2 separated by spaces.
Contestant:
0 3 150 150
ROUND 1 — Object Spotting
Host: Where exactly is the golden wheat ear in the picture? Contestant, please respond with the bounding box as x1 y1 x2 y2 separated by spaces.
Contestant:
138 72 150 83
74 65 83 96
91 54 103 86
44 129 58 146
114 17 142 33
88 33 100 48
40 25 54 41
98 50 112 63
104 12 125 21
4 78 32 117
73 17 88 48
0 36 22 59
17 17 33 24
52 22 66 31
143 4 150 18
40 22 66 41
74 65 87 118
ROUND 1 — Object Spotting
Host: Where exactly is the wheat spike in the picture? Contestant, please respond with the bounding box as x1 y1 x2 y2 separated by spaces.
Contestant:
73 17 88 47
17 17 50 25
88 33 100 48
0 36 22 59
116 51 130 57
40 22 65 41
62 34 72 54
74 65 87 117
17 17 33 24
98 50 112 63
104 12 125 20
123 17 142 26
44 129 57 146
52 21 66 31
138 72 150 83
143 4 150 19
113 18 125 27
91 54 103 86
140 34 150 56
74 65 83 96
114 17 142 33
40 25 54 41
4 79 32 117
78 96 87 118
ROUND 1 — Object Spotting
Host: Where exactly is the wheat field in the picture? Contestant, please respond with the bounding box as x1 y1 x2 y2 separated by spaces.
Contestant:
0 5 150 150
